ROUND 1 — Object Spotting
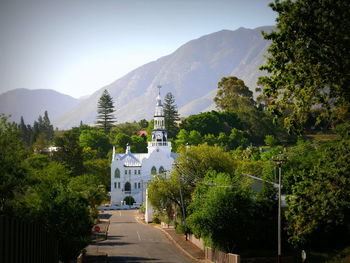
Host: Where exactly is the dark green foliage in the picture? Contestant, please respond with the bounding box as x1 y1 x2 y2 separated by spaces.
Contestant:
53 130 84 176
79 129 111 159
181 111 242 136
83 159 111 191
187 172 277 253
214 76 255 112
259 0 350 132
18 116 32 147
124 196 135 205
0 114 27 214
130 135 147 153
96 89 116 134
138 119 149 129
163 92 180 138
113 133 130 152
285 137 350 250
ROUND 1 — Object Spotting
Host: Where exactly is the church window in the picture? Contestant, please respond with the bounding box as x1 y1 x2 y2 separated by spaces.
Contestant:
114 168 120 178
128 170 131 175
151 166 157 175
124 182 131 192
138 182 141 188
138 170 141 174
114 182 117 189
134 182 137 189
125 170 127 175
118 182 121 189
159 166 165 174
134 170 137 175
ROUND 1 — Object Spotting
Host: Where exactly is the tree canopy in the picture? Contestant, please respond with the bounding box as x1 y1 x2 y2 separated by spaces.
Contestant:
96 89 116 134
163 92 180 138
259 0 350 132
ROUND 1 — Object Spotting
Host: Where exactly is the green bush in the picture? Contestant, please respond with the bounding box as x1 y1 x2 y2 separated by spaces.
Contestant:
123 196 135 205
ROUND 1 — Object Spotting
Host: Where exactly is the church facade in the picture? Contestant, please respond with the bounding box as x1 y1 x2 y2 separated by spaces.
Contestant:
110 89 177 206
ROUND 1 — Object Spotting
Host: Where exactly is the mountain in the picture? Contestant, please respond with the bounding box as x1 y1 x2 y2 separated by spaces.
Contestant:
0 88 79 125
61 26 273 128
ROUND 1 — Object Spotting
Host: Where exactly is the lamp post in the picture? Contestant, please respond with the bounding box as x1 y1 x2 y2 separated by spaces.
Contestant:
272 153 286 263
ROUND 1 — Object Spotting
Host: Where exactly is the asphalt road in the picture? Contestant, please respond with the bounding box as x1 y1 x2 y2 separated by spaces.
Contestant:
87 210 194 263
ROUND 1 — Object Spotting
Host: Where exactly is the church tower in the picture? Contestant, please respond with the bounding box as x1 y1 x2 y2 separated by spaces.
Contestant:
148 86 172 154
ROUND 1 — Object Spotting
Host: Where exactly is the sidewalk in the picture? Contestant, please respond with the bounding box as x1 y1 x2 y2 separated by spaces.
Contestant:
159 226 209 262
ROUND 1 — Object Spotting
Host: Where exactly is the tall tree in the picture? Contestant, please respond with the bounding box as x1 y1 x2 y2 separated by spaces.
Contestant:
259 0 350 133
214 76 255 112
42 110 54 141
96 89 116 134
163 92 180 138
18 116 32 147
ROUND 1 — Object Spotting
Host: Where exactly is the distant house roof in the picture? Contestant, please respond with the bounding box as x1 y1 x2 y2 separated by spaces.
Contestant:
138 130 148 136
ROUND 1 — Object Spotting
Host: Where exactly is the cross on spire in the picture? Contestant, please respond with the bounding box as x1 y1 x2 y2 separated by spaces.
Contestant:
157 85 161 95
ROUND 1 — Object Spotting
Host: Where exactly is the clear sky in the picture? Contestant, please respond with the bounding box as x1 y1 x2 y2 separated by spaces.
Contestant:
0 0 276 98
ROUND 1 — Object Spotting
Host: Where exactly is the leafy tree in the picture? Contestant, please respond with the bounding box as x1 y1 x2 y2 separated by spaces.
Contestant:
187 172 256 253
79 129 110 158
228 128 248 149
264 135 277 146
163 92 180 138
175 129 189 146
123 196 135 206
84 159 111 191
285 137 350 250
18 116 32 147
214 76 255 112
53 130 84 176
138 119 149 129
109 122 141 138
42 111 54 141
96 89 116 134
259 0 350 132
68 174 108 210
113 133 130 152
181 111 241 137
0 114 27 214
130 135 147 153
188 130 202 146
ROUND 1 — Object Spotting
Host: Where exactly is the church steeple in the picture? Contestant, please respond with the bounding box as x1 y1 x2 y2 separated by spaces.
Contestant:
153 85 165 131
151 86 168 143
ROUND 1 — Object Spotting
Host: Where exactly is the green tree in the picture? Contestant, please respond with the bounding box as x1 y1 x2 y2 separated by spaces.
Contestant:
214 76 255 112
53 130 84 176
130 135 147 153
259 0 350 132
42 110 54 141
96 89 116 134
187 172 256 253
285 138 350 250
264 135 276 146
79 129 111 158
113 133 130 152
18 116 32 147
84 158 111 191
0 114 27 214
163 92 180 138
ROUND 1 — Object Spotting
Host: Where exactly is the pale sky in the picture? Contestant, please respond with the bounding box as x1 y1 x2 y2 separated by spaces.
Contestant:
0 0 276 98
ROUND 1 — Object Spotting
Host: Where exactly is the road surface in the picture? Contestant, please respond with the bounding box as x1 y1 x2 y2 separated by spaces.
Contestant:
87 210 194 263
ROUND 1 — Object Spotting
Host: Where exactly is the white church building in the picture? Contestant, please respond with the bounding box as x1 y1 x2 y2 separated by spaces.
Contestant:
110 89 177 206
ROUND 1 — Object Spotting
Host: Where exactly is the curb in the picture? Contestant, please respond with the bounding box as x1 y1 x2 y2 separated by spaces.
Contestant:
134 211 208 263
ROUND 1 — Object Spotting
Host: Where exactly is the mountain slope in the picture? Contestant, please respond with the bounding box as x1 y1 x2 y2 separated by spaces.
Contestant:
55 26 273 128
0 88 79 125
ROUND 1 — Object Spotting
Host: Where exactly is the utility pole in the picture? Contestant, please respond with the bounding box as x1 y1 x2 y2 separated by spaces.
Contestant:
272 153 286 263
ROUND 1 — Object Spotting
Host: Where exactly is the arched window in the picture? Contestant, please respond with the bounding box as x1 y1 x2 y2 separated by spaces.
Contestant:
151 166 157 175
124 182 131 191
159 166 165 174
114 168 120 178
